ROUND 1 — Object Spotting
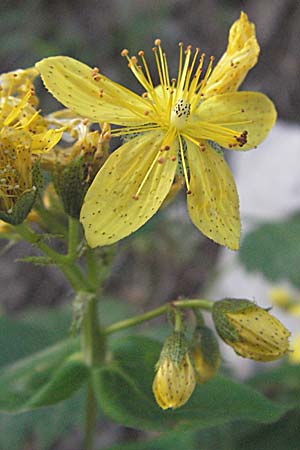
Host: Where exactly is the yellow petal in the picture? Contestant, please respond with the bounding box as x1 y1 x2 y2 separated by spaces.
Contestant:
80 131 177 247
189 92 276 150
289 335 300 365
31 128 64 154
203 12 259 96
36 56 150 126
186 140 240 250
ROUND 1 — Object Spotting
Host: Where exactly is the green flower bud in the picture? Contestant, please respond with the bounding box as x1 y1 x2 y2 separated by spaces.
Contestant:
152 331 196 410
53 157 88 219
212 298 290 361
192 326 221 383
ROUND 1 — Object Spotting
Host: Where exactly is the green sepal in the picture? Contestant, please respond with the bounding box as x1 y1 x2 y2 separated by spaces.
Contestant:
0 161 43 225
53 157 88 219
32 160 44 191
0 188 37 225
212 298 255 343
158 331 190 367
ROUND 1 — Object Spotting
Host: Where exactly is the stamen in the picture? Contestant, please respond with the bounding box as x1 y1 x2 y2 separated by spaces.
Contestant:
91 67 100 81
177 42 184 89
138 50 154 88
152 46 165 88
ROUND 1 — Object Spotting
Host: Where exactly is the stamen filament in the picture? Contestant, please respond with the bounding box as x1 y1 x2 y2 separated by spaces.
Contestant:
138 51 154 89
177 42 183 89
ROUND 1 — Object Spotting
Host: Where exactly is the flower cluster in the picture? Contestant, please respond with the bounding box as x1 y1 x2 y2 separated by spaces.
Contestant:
153 297 289 410
0 12 291 415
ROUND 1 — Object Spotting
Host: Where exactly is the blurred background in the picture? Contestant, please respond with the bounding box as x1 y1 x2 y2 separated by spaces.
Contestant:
1 0 300 449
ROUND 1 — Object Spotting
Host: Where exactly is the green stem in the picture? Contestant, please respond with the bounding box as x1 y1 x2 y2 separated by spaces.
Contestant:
83 382 98 450
174 309 182 332
85 248 100 291
104 298 213 335
67 216 79 260
81 296 106 450
15 222 87 292
81 296 106 366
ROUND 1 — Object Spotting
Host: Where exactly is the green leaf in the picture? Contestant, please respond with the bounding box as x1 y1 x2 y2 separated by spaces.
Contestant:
0 338 87 412
93 336 287 431
248 363 300 407
234 410 300 450
239 216 300 287
0 390 84 450
0 316 57 367
104 430 198 450
0 312 85 449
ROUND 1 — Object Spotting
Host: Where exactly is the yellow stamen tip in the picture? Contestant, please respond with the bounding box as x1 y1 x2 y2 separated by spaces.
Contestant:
154 38 161 46
121 49 129 57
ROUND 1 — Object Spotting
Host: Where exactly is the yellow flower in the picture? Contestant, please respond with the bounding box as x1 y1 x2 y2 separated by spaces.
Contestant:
212 299 290 362
152 332 196 409
289 334 300 365
270 286 300 316
0 88 63 223
0 67 39 104
36 12 276 250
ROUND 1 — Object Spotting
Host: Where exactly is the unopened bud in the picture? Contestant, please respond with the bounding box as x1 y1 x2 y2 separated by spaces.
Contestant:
152 331 196 409
192 326 221 383
212 298 290 362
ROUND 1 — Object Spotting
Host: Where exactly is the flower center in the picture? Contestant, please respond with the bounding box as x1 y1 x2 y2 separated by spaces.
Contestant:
170 98 191 130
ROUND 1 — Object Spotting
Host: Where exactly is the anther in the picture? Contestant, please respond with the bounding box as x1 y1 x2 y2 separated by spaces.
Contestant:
235 130 248 147
98 89 104 97
160 145 170 152
121 49 129 57
92 67 100 81
199 144 206 151
186 189 192 195
157 157 165 164
144 110 149 115
142 92 148 98
138 50 144 56
171 156 177 161
131 56 138 64
154 38 161 46
132 194 139 200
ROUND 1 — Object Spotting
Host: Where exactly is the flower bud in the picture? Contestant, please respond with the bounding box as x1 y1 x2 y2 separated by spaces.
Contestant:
192 326 221 383
152 331 196 409
212 298 290 362
53 157 88 219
